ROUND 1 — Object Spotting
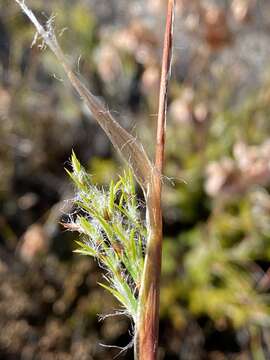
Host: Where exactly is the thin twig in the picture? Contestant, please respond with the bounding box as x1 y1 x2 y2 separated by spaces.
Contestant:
155 0 174 174
136 1 175 359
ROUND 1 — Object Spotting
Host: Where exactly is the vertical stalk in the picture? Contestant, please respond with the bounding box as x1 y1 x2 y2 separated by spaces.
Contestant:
136 1 175 359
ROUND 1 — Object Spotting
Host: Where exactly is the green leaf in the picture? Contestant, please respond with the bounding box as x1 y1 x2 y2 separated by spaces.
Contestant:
75 240 98 257
71 150 81 174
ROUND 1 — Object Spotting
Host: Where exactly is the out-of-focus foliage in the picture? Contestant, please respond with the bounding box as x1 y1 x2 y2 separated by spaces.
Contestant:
1 0 270 359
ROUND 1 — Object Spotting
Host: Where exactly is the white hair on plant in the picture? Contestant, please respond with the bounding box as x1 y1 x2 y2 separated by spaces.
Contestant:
15 0 59 54
61 151 146 324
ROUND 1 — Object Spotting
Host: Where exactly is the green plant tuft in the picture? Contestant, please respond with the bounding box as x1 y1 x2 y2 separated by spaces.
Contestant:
66 151 146 322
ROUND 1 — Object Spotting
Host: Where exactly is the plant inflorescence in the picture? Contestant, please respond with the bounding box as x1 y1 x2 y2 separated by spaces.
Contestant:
65 152 146 323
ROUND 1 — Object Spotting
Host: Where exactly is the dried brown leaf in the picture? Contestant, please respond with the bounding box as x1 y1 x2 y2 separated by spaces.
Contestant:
15 0 153 194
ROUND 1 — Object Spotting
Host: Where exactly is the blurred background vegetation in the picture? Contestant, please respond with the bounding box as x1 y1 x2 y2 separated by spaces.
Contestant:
1 0 270 359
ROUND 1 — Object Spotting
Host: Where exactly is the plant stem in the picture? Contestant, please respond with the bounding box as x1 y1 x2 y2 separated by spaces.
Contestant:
136 1 175 359
155 0 174 174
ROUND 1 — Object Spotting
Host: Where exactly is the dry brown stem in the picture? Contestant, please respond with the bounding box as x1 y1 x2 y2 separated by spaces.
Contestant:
136 1 175 359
